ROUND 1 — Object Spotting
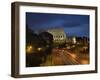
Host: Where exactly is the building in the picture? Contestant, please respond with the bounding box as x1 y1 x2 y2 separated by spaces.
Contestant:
72 36 77 44
66 36 76 44
47 28 67 46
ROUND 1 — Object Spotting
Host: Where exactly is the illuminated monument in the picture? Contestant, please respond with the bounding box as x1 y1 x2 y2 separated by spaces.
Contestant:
47 28 67 45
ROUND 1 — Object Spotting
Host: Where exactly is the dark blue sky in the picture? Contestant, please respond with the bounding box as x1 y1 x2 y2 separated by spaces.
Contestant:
26 12 89 37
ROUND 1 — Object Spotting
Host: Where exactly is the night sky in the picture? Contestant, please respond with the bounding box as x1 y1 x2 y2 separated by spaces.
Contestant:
26 12 89 37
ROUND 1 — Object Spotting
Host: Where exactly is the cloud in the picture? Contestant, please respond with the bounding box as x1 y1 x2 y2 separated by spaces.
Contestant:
64 23 89 37
26 12 89 37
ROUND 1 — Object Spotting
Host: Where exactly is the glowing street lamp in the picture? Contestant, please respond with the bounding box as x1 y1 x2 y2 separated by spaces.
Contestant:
37 47 42 51
26 45 33 54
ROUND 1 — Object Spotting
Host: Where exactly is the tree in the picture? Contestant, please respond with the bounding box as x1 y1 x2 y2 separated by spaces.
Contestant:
26 26 53 67
39 32 53 55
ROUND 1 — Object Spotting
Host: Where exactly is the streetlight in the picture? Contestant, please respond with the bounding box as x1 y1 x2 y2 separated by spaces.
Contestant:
26 45 33 54
37 47 42 51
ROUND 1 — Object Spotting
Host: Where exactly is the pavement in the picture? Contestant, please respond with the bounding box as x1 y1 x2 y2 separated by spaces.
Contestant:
41 48 89 66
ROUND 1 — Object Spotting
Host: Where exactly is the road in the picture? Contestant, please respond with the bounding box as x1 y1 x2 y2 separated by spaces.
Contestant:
46 48 89 65
40 48 89 66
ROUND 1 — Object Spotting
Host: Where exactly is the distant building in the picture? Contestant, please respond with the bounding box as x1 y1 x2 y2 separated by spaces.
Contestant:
47 28 67 45
66 36 76 44
72 36 77 44
76 37 89 45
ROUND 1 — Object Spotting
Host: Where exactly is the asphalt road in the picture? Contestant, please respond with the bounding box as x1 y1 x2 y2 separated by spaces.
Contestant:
41 48 89 66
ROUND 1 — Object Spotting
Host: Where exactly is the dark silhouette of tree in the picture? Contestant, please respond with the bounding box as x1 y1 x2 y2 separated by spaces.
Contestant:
39 32 53 55
26 25 45 67
26 25 53 67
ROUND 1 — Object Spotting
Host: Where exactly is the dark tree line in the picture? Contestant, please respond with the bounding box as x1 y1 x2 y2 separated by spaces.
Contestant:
26 25 53 67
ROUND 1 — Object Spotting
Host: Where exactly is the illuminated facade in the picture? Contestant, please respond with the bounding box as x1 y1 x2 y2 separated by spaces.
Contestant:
47 28 67 45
